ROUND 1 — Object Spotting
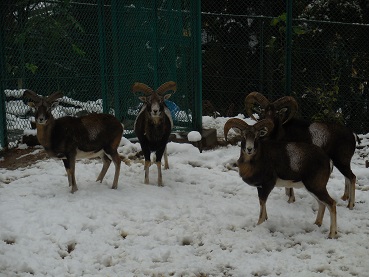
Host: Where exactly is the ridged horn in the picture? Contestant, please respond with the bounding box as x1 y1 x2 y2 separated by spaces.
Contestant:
132 82 154 95
23 90 42 102
46 91 64 103
272 96 298 124
224 118 249 141
156 81 176 95
253 119 274 135
244 92 270 121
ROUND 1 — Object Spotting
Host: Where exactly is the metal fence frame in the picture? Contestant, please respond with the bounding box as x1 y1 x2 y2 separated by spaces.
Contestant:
1 1 369 148
0 0 202 148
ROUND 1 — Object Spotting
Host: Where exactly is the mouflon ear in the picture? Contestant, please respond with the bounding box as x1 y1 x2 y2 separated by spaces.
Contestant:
259 127 269 137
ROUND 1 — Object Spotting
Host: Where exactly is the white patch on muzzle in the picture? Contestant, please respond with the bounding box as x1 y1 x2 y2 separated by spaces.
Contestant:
150 102 161 118
36 112 48 125
244 137 255 155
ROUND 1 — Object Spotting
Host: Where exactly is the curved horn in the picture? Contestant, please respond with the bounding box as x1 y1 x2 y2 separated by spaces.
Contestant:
156 81 176 95
244 92 270 121
224 118 249 141
23 90 42 102
253 119 274 135
46 91 64 103
272 96 298 124
132 82 154 95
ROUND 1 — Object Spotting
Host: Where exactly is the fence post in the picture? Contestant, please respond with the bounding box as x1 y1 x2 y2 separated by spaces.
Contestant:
0 6 8 149
152 0 159 87
111 0 122 121
259 19 265 93
285 0 293 96
97 0 108 114
193 0 202 132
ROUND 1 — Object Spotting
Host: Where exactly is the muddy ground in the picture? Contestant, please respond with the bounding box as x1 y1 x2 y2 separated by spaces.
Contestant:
0 146 48 170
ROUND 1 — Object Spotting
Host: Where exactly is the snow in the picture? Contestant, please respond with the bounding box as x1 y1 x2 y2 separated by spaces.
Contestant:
23 129 37 136
1 116 369 276
187 131 202 142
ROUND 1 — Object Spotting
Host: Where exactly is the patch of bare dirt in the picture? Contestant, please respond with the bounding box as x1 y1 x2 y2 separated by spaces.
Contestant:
0 147 48 170
0 146 138 170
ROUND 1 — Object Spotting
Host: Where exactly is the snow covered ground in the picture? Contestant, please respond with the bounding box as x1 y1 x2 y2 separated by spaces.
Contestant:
1 115 369 277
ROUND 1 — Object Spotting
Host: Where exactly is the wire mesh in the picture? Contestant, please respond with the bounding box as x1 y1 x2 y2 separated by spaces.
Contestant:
109 0 200 135
201 0 369 133
0 0 200 147
1 0 369 148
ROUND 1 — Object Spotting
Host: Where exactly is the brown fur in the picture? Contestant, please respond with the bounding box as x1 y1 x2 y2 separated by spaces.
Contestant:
23 90 123 193
224 118 337 238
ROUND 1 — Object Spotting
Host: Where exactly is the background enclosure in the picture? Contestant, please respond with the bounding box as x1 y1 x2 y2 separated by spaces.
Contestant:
1 0 369 148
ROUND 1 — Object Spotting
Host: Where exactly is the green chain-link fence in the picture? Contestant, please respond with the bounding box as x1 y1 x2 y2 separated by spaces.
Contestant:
201 0 369 132
0 0 201 148
1 0 369 149
107 0 202 134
